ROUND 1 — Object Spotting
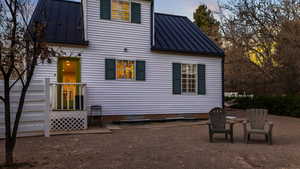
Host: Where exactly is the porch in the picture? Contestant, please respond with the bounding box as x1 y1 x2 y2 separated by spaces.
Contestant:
45 79 95 136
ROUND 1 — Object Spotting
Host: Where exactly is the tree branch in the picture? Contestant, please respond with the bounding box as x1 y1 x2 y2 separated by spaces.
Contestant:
9 67 26 89
0 96 4 102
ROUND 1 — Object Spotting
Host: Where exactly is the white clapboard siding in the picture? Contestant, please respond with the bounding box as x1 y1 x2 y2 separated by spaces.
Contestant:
0 80 46 138
33 0 222 116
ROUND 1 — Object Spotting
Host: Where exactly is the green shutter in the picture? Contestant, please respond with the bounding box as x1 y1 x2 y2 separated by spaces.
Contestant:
198 64 206 95
105 59 116 80
136 60 145 81
131 2 141 24
100 0 111 20
173 63 181 95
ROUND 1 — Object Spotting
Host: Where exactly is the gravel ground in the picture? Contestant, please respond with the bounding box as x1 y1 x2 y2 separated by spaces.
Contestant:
1 109 300 169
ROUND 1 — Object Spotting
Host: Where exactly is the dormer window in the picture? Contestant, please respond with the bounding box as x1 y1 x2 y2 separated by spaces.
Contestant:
100 0 141 24
112 0 130 22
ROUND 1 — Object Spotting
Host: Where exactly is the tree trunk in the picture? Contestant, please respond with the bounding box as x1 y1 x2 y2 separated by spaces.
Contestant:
5 139 14 165
4 77 13 165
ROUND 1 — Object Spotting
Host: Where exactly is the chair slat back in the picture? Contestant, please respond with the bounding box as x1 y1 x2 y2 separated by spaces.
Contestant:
209 108 226 130
247 109 268 129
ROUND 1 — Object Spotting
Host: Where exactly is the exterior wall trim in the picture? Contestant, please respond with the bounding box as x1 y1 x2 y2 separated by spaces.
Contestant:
101 113 209 122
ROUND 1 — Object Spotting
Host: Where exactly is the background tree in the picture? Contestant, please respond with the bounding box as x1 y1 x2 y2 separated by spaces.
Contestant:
193 4 221 45
0 0 59 165
219 0 300 95
276 20 300 95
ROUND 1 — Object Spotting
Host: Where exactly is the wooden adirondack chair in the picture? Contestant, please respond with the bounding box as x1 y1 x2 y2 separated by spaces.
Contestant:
243 109 274 145
207 107 234 143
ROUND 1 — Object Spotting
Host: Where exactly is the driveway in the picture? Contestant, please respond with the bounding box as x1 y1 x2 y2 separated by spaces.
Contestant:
1 109 300 169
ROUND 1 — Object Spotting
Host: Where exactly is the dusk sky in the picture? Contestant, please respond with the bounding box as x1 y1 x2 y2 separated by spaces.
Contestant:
68 0 220 21
155 0 220 20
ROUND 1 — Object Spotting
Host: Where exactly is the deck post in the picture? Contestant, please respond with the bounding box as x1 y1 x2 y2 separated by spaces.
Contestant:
83 84 88 129
44 78 50 137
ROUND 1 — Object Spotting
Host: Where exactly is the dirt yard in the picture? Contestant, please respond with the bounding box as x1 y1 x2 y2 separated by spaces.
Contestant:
1 109 300 169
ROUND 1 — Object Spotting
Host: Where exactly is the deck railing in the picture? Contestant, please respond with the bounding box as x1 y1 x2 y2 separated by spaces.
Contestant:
49 83 87 111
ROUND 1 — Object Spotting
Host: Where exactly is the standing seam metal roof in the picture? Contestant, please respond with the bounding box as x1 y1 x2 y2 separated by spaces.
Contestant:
30 0 88 45
152 13 224 56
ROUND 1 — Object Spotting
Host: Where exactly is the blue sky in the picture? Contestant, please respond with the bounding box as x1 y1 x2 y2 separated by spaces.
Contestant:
155 0 219 20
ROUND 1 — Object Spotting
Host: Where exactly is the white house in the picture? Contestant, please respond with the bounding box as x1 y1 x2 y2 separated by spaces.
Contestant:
0 0 224 136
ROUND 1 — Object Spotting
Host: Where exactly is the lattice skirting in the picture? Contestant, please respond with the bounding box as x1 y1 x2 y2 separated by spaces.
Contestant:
49 111 87 132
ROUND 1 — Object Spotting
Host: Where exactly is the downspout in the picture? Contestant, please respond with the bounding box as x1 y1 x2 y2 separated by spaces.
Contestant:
81 0 88 41
151 0 155 47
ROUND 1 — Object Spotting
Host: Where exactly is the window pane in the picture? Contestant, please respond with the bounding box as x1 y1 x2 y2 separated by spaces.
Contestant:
182 64 187 73
192 64 196 73
117 60 135 80
112 0 130 21
117 60 124 79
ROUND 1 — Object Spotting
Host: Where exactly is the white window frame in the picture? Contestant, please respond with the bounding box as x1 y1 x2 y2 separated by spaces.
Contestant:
111 0 131 22
115 59 136 80
181 64 198 95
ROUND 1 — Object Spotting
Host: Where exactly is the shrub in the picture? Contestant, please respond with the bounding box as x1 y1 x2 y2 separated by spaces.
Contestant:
230 95 300 117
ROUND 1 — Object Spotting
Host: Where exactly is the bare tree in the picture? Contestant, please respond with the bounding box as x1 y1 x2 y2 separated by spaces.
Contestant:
219 0 300 95
0 0 59 165
276 20 300 95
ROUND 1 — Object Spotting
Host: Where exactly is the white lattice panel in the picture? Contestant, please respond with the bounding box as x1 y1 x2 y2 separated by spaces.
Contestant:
49 111 87 131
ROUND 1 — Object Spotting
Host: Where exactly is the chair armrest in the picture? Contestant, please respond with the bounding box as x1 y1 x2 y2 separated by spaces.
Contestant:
205 120 211 125
242 120 249 125
226 120 235 125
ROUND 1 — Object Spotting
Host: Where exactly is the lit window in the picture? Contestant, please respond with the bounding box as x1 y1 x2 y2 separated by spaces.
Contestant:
116 60 135 80
181 64 197 94
112 0 130 22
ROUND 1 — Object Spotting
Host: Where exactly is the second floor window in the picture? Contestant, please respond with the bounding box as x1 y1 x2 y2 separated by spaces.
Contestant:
112 0 130 22
100 0 141 24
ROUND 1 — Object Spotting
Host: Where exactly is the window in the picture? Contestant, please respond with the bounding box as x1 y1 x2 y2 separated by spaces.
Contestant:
111 0 130 22
116 60 135 80
106 59 145 81
181 64 197 94
100 0 141 23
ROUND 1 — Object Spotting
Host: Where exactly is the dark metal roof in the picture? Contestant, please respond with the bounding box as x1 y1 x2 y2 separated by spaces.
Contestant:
152 13 224 57
30 0 88 46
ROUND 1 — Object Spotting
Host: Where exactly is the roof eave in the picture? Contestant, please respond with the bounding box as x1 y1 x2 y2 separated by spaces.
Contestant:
46 40 89 47
151 47 225 57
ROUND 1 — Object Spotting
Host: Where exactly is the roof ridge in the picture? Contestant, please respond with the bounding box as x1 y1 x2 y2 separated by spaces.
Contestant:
154 12 188 19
